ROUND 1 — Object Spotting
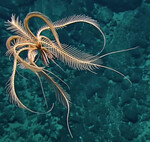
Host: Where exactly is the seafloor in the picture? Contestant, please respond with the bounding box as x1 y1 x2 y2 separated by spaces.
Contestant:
0 0 150 142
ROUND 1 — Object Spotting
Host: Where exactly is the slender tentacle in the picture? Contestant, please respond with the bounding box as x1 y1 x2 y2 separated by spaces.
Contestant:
91 46 139 62
43 68 70 90
36 72 49 109
39 70 73 138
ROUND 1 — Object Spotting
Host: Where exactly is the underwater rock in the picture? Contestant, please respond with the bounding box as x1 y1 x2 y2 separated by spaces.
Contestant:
82 134 95 142
121 80 130 90
37 115 46 125
86 76 108 99
120 89 132 106
123 102 138 123
119 123 138 140
104 69 123 83
93 5 113 24
95 0 142 12
3 108 14 122
0 102 4 111
14 109 25 124
26 138 36 142
18 128 28 139
111 136 123 142
0 126 4 136
129 68 142 83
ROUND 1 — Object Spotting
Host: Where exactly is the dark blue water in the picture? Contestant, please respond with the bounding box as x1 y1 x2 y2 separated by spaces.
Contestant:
0 0 150 141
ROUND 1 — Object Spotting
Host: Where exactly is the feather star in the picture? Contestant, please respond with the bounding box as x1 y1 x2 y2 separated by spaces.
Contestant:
5 12 137 138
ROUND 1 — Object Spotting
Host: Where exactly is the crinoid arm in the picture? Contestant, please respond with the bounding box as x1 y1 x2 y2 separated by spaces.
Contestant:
38 15 106 55
6 36 21 59
5 15 32 40
6 58 54 114
6 35 34 60
24 12 62 49
6 35 20 50
43 40 103 71
44 40 135 85
39 70 73 138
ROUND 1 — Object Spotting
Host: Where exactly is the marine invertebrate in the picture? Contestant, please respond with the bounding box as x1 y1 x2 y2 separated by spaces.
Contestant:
5 12 137 138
